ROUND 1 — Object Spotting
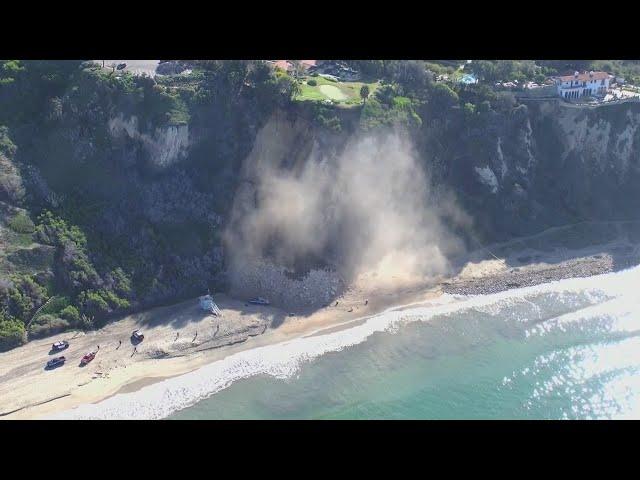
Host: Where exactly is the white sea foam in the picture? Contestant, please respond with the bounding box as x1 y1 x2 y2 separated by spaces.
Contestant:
47 265 640 419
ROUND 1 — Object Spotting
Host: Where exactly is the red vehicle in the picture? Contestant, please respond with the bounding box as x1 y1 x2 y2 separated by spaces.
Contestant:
80 351 97 365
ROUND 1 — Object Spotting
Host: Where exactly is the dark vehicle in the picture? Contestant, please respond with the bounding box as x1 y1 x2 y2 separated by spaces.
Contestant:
46 356 66 369
248 297 270 306
80 351 97 366
51 340 69 352
131 329 144 343
116 63 127 70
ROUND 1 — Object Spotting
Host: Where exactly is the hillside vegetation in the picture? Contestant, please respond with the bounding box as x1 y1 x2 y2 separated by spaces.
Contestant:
2 59 640 351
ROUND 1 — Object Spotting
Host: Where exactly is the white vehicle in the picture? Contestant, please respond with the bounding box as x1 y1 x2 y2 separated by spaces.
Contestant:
131 330 144 343
51 340 69 351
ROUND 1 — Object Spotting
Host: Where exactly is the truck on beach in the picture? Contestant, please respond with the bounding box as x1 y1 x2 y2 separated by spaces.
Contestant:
50 340 69 352
80 351 97 366
46 356 66 369
131 330 144 344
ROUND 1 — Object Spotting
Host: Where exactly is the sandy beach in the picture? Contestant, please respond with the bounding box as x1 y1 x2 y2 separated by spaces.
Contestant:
2 221 639 420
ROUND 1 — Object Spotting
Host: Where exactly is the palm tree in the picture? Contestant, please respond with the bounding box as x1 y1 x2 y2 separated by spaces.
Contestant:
360 85 370 105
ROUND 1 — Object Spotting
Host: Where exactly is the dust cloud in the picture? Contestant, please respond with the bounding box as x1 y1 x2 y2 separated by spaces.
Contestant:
224 129 470 302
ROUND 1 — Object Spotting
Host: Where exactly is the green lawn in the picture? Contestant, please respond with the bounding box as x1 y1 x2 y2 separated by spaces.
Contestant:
296 75 380 107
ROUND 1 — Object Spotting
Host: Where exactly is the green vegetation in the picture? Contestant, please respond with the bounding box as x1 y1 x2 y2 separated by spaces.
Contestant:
296 74 379 107
359 84 422 131
0 60 296 350
28 314 70 338
309 104 343 132
0 316 26 350
470 60 541 83
1 58 637 351
590 61 640 86
8 212 35 234
360 85 370 104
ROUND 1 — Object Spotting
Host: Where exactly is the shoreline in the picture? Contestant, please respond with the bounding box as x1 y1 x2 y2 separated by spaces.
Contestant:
0 275 444 419
2 229 639 419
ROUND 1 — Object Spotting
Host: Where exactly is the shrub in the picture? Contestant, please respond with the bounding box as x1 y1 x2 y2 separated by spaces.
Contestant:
78 314 94 331
78 290 109 318
28 314 70 339
430 83 459 111
463 102 476 117
307 79 317 86
493 91 516 112
59 305 80 323
477 100 491 114
37 295 70 317
0 317 27 351
7 274 47 321
8 212 35 234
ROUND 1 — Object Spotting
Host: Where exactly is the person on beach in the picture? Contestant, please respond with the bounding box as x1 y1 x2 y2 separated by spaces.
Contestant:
175 332 179 342
365 299 368 306
192 331 198 342
335 301 339 307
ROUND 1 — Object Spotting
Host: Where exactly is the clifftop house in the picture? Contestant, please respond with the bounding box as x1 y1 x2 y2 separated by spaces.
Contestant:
269 60 318 73
556 71 612 100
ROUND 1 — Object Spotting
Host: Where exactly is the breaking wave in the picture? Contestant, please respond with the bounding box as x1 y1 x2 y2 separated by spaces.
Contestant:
47 265 640 419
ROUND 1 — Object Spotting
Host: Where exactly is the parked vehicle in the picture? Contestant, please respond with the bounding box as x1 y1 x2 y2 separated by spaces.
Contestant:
131 329 144 343
248 297 270 306
80 351 96 365
51 340 69 352
46 356 66 369
116 63 127 70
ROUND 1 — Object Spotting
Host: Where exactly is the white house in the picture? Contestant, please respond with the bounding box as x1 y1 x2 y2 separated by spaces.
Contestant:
556 71 612 100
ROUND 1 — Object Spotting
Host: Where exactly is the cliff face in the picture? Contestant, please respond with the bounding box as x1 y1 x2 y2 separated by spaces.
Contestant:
449 101 640 240
108 115 190 170
5 91 640 315
227 101 640 249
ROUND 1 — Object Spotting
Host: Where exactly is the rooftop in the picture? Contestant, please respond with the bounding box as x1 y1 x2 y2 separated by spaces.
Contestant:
273 60 291 71
557 71 611 82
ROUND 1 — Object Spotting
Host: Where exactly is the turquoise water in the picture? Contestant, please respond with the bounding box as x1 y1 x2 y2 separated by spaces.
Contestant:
53 266 640 419
169 271 640 420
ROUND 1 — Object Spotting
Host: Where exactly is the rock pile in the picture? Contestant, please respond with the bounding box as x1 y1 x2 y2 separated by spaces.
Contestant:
229 261 344 309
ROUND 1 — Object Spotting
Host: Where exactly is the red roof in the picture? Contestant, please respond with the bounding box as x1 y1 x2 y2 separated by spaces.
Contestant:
300 60 317 68
273 60 291 71
558 71 610 82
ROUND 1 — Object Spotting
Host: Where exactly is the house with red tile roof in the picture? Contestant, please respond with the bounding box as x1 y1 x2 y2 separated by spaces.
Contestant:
269 60 318 73
272 60 292 72
555 71 612 100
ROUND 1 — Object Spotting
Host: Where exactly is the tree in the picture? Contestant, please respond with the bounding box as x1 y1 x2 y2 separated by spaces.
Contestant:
430 83 459 111
289 60 303 80
290 79 301 100
375 84 395 106
477 100 491 114
360 85 370 105
463 102 476 118
60 305 80 323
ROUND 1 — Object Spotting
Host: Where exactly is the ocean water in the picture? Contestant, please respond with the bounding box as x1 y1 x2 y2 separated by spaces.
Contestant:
51 265 640 420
